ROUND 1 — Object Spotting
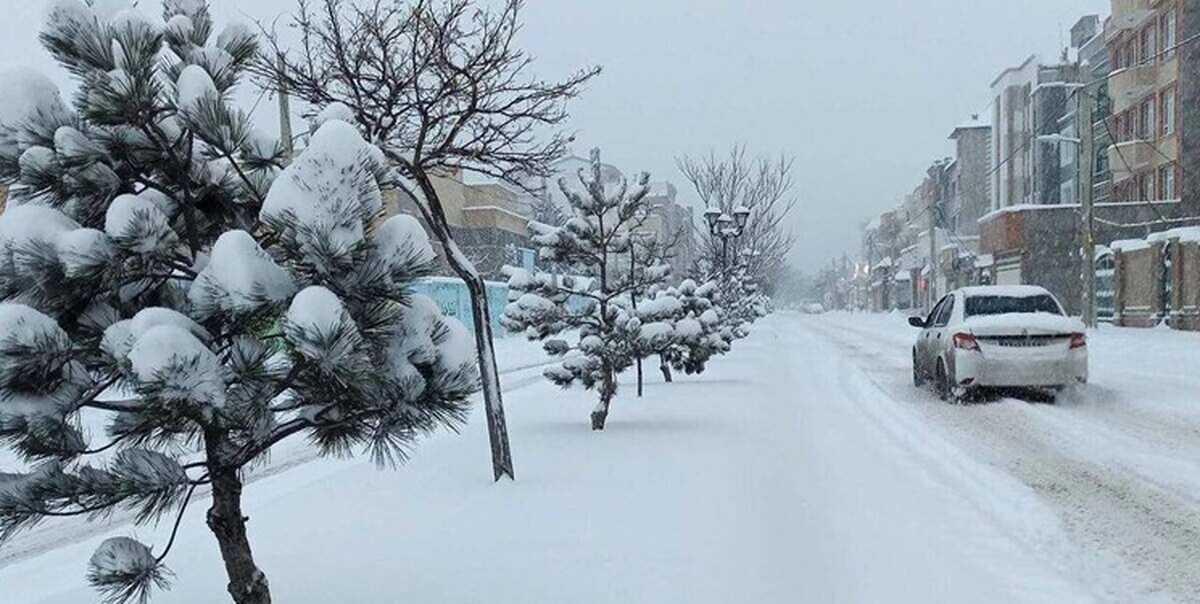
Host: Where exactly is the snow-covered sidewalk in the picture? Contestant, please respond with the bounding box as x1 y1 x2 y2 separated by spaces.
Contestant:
3 314 1199 602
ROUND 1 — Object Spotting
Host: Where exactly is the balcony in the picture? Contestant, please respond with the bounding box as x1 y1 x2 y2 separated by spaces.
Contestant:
1110 0 1156 35
1108 140 1157 183
1110 65 1158 113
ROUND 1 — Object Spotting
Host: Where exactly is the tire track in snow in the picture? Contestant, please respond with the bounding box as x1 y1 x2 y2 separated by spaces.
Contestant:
814 314 1200 479
801 315 1200 603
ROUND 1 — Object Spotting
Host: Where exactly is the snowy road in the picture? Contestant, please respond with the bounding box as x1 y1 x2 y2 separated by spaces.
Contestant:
3 313 1200 602
801 312 1200 603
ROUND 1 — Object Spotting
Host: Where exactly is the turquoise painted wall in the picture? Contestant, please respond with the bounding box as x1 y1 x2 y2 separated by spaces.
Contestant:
411 277 510 335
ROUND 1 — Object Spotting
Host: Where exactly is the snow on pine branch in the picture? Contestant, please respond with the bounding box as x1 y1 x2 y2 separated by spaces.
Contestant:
0 1 478 598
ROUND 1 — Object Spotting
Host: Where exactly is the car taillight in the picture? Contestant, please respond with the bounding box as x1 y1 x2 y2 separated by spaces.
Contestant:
953 332 980 352
1069 332 1087 349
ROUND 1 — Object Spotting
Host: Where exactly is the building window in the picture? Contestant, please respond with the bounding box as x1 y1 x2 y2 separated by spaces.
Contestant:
1140 26 1154 63
1162 10 1177 59
1139 100 1155 139
1162 88 1176 135
1160 165 1176 200
1139 173 1154 202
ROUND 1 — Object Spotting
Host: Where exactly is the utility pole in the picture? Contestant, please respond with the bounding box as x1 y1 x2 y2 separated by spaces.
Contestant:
1079 89 1097 327
928 189 938 311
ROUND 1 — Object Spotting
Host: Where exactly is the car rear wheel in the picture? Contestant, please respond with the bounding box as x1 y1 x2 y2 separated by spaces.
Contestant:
912 350 926 387
935 360 950 401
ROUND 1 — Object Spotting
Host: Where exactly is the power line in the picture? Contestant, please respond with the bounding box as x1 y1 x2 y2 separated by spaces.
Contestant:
970 27 1200 215
1097 113 1171 224
862 28 1200 267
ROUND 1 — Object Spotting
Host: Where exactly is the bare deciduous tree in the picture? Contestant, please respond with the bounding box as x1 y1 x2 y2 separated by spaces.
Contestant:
253 0 602 480
677 146 797 286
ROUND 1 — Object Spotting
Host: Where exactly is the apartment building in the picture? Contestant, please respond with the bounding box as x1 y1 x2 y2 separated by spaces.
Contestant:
947 118 993 236
1059 15 1113 206
642 181 697 276
1106 0 1190 206
385 169 535 278
990 56 1083 210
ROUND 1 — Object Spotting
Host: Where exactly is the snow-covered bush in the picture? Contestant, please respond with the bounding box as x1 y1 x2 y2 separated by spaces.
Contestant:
501 149 667 430
644 279 735 379
719 267 771 332
0 2 477 603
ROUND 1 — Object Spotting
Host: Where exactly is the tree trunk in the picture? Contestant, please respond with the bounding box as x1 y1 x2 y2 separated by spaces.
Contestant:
462 273 515 479
206 470 271 604
412 173 514 481
659 355 673 383
636 357 643 397
593 363 615 430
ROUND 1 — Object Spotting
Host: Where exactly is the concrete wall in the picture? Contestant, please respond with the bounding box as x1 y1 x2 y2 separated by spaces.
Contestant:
1114 245 1164 327
1174 239 1200 329
1109 236 1200 331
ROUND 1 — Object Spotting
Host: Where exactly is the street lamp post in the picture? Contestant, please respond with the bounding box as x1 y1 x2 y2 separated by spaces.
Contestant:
703 205 751 274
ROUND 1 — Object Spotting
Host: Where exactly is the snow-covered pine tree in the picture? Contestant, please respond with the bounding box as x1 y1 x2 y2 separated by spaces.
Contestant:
0 2 477 603
254 0 604 481
501 149 667 430
625 235 677 396
720 266 770 331
652 279 735 378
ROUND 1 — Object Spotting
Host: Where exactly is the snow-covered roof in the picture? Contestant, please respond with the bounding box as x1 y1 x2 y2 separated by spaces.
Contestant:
1147 227 1200 244
894 271 912 282
977 203 1078 224
950 118 990 136
975 254 995 268
1110 239 1152 253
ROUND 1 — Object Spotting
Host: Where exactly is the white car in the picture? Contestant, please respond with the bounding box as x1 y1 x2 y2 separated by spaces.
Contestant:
909 285 1088 403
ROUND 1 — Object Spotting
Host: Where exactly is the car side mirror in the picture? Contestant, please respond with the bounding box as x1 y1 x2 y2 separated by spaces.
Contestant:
908 316 926 328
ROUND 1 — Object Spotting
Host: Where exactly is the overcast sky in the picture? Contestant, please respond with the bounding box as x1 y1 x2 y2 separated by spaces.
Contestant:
2 0 1110 272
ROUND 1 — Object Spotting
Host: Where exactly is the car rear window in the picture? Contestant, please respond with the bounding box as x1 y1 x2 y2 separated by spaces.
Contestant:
964 294 1061 317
